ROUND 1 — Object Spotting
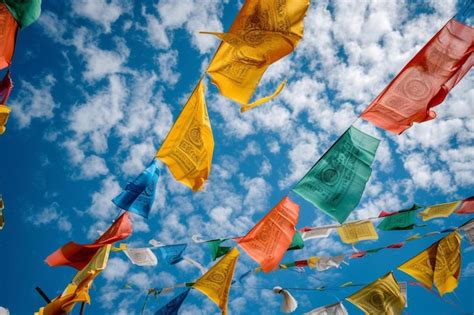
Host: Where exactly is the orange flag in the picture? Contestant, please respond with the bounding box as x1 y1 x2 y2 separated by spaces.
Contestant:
238 196 299 272
0 3 18 70
361 18 474 134
45 212 133 270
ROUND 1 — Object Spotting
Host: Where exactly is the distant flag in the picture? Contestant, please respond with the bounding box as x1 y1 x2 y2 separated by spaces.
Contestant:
238 196 299 272
455 196 474 214
159 244 187 265
378 204 422 218
112 159 160 219
337 220 379 244
193 247 239 315
419 201 461 221
207 239 231 261
361 4 474 134
0 3 17 70
154 289 190 315
398 281 408 307
304 301 348 315
124 247 158 266
287 231 304 250
398 232 462 296
312 255 346 271
205 0 310 112
300 225 333 240
157 80 214 192
45 212 132 270
461 220 474 246
0 195 4 230
378 208 417 231
293 126 380 223
273 286 298 313
346 272 406 315
3 0 41 28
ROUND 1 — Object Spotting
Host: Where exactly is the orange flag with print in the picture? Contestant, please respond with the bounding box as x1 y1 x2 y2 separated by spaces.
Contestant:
238 196 299 272
0 3 18 70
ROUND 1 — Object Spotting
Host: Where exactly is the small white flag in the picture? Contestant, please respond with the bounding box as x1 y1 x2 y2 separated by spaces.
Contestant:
399 281 408 306
313 255 346 271
301 227 333 241
462 221 474 246
304 301 348 315
124 248 158 266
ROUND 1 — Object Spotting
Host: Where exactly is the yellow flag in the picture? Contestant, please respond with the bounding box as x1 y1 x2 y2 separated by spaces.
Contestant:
419 201 461 221
337 220 379 244
193 247 239 314
72 244 111 285
346 272 405 315
398 242 437 289
0 105 11 135
206 0 310 111
157 80 214 192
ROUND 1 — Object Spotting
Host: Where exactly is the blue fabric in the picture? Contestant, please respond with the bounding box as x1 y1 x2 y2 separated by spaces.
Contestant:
112 159 160 218
159 244 187 265
154 289 190 315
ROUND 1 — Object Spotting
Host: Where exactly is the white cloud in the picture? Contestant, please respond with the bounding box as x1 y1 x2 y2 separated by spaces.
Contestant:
72 0 130 33
27 203 72 234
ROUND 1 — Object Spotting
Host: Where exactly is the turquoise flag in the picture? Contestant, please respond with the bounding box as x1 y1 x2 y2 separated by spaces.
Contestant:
3 0 41 28
159 244 187 265
287 231 304 251
293 126 380 223
378 204 420 231
154 289 190 315
207 239 231 261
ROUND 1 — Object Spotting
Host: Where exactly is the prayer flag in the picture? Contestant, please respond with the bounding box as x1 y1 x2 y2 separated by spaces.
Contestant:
272 286 298 313
337 220 379 244
300 226 333 240
45 212 132 270
72 245 111 286
398 282 408 307
208 239 231 261
154 289 190 315
0 105 10 135
238 196 299 272
3 0 41 28
361 17 474 134
455 196 474 214
0 3 17 70
124 247 158 266
193 247 239 315
461 220 474 246
112 159 160 218
378 210 417 231
287 231 304 250
346 272 405 315
419 201 461 221
311 255 346 271
157 80 214 192
304 302 348 315
293 126 380 223
159 244 187 265
0 71 13 104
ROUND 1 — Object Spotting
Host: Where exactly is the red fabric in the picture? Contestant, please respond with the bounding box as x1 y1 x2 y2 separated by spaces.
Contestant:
294 260 309 267
455 196 474 214
361 19 474 134
238 196 299 273
0 71 12 104
350 252 367 259
378 210 398 217
299 226 313 232
386 242 404 249
45 212 133 270
0 3 18 70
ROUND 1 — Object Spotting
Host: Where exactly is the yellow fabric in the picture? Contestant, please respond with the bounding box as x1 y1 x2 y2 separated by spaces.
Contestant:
72 244 111 285
206 0 309 110
346 272 405 315
193 247 239 315
0 105 11 135
241 80 286 112
157 80 214 192
307 256 320 269
398 242 437 289
111 243 128 251
337 220 379 244
419 201 461 221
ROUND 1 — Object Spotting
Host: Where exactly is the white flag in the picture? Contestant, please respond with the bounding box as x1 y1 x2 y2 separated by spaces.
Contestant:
462 221 474 246
304 302 348 315
399 281 408 306
301 226 333 241
314 255 346 271
124 248 158 266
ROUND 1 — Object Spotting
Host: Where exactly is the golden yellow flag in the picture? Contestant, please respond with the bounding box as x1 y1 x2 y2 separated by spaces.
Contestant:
157 80 214 192
419 201 461 221
193 247 239 314
72 244 111 285
337 220 379 244
206 0 310 111
346 272 405 315
0 105 11 135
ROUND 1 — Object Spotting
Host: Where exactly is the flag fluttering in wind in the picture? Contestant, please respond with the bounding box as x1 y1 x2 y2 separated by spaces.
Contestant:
461 220 474 246
206 0 310 112
287 231 304 250
304 301 348 315
124 247 158 266
112 159 160 218
300 225 333 240
157 80 214 192
0 3 17 70
361 10 474 134
455 196 474 214
398 231 462 296
378 209 417 231
346 272 406 315
193 247 239 315
273 286 298 313
419 201 461 221
45 212 132 270
279 255 346 272
154 289 190 315
337 220 379 244
71 244 111 286
0 71 12 135
208 239 232 261
0 71 13 104
238 196 299 272
293 126 380 224
3 0 41 28
159 244 187 265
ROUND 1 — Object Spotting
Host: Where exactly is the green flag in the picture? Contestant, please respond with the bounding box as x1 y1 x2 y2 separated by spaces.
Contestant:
3 0 41 28
287 231 304 251
293 126 380 223
207 239 231 261
378 205 420 231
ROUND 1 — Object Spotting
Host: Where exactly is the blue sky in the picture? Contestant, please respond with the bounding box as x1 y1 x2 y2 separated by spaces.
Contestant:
0 0 473 314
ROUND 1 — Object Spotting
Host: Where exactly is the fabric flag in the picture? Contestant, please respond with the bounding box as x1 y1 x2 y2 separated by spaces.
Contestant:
293 126 380 223
112 159 160 218
378 210 417 231
360 15 474 134
159 244 187 265
337 220 379 244
156 80 214 192
0 71 13 104
0 195 4 230
346 272 405 315
0 105 10 135
455 196 474 214
206 0 310 112
0 71 12 134
398 282 408 307
272 286 298 313
238 196 299 272
72 244 111 286
3 0 41 28
398 232 461 295
304 302 348 315
208 239 231 261
419 201 461 221
312 255 346 271
45 212 133 270
300 226 333 240
378 204 422 218
193 247 239 315
124 247 158 266
154 289 190 315
287 231 304 250
0 3 17 70
461 220 474 246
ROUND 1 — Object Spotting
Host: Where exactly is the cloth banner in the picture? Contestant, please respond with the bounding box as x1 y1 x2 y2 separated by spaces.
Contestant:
3 0 41 28
159 244 187 265
337 220 379 244
124 248 158 266
154 289 190 315
0 4 17 70
419 201 461 221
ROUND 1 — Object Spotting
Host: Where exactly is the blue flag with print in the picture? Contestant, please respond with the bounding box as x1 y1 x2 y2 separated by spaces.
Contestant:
155 289 190 315
159 244 187 265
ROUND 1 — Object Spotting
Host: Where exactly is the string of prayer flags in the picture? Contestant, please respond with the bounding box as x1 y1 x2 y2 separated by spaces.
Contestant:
398 231 462 296
337 220 379 244
346 272 405 315
419 201 461 221
238 196 299 272
304 301 348 315
206 0 310 112
0 3 17 70
378 209 417 231
455 196 474 214
45 212 132 270
293 126 380 224
360 7 474 134
3 0 41 28
159 244 187 265
272 286 298 313
112 159 160 219
287 231 304 250
0 195 4 230
208 239 231 261
124 247 158 266
154 289 190 315
157 80 214 192
461 220 474 246
193 247 239 315
300 225 333 240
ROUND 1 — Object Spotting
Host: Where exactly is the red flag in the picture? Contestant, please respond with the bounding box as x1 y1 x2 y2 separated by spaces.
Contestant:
378 210 398 218
238 196 299 273
45 212 133 270
387 242 404 249
361 19 474 134
350 252 367 259
0 3 17 70
0 71 12 104
455 196 474 214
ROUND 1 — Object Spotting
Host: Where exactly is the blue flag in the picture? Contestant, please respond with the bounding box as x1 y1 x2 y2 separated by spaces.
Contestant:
155 289 190 315
159 244 187 265
112 159 160 218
